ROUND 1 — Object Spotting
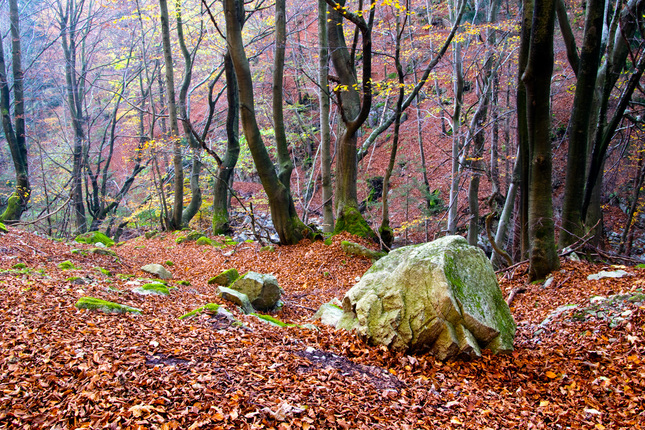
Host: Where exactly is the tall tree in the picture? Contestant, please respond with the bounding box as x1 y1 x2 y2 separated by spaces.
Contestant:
158 0 183 230
318 0 333 233
0 0 30 222
559 0 605 247
223 0 311 244
521 0 560 279
325 0 376 239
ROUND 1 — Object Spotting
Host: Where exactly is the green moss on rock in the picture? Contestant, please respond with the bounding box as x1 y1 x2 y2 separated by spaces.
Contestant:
75 231 114 247
177 280 190 286
89 248 118 257
179 303 221 320
12 263 26 269
0 222 8 234
251 313 294 327
95 267 112 276
260 245 275 252
75 297 141 314
208 268 240 286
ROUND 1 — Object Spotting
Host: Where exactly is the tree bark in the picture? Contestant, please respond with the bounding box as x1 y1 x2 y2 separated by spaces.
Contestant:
522 0 560 280
0 0 30 222
213 52 240 235
325 0 376 239
318 0 334 233
559 0 604 248
159 0 183 230
223 0 310 245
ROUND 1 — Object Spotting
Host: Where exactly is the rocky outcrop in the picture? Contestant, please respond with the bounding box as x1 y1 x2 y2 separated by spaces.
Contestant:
337 236 516 360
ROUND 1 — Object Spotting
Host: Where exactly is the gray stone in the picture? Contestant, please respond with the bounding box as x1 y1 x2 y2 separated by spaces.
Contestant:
587 270 631 281
218 286 255 314
230 272 283 311
89 248 118 257
141 264 172 280
312 300 344 327
337 235 516 360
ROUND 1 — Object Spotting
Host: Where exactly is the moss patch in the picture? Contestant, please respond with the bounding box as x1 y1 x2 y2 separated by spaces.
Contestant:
177 280 191 286
196 237 212 246
134 283 170 296
89 248 118 258
260 245 275 252
12 263 26 269
75 297 141 314
333 206 377 240
179 303 221 320
0 222 8 234
208 268 240 286
58 261 79 270
95 267 112 276
75 231 115 247
251 313 295 327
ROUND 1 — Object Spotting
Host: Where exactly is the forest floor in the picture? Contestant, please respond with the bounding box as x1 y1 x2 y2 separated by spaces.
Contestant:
0 227 644 429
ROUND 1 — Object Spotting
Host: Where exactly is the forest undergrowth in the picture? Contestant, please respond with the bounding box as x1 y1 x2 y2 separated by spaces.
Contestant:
0 228 643 429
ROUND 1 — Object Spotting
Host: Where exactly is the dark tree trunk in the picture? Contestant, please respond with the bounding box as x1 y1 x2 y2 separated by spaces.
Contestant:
212 52 240 235
0 0 30 222
522 0 560 280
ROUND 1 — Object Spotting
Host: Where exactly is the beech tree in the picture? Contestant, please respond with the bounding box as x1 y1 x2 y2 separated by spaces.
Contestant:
223 0 311 244
0 0 29 222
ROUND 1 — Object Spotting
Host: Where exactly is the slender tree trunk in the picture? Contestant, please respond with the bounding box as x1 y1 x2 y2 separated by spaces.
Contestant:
213 52 240 235
559 0 604 247
223 0 309 244
522 0 560 280
447 41 463 235
326 0 376 239
0 0 30 222
318 0 334 233
159 0 183 230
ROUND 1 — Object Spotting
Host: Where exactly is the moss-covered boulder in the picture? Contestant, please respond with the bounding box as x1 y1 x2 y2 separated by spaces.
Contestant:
208 268 240 287
75 297 141 314
341 241 387 261
337 235 516 360
75 231 115 247
141 263 172 280
230 272 283 311
133 283 170 296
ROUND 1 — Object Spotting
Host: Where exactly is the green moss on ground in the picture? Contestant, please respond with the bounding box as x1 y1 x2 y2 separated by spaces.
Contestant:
134 283 170 296
177 280 190 286
75 231 115 247
0 222 8 234
251 313 295 327
260 245 275 252
58 261 79 270
12 263 26 269
196 237 212 246
75 297 141 314
95 267 112 276
179 303 221 320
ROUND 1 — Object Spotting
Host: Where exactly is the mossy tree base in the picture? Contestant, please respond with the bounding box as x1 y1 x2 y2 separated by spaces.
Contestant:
333 206 377 241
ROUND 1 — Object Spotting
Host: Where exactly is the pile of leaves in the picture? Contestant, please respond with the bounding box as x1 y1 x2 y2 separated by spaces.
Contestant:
1 228 643 429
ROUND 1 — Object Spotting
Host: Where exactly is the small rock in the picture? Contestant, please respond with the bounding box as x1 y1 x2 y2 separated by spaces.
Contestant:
218 286 255 314
141 264 172 280
587 270 631 281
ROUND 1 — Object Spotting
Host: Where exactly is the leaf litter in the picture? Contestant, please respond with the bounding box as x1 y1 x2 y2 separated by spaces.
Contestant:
0 229 644 429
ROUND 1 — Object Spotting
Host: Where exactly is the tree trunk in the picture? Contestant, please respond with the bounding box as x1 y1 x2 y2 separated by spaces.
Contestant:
318 0 334 233
447 41 464 235
0 0 30 222
223 0 310 245
559 0 604 248
522 0 560 280
326 0 376 240
159 0 183 230
213 52 240 235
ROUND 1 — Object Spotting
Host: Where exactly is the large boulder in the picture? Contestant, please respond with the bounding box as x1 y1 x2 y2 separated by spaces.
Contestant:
230 272 283 311
337 235 516 360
